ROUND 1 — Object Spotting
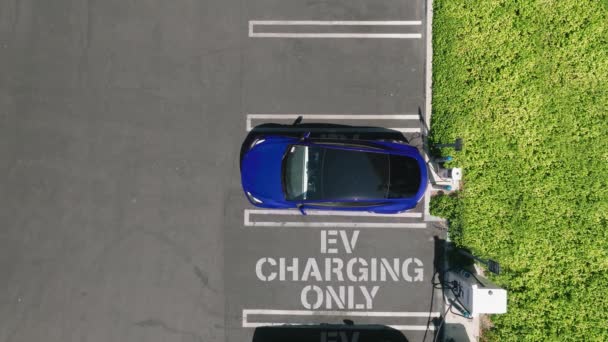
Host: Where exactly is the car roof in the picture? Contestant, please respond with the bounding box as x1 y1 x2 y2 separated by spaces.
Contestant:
285 142 421 201
318 146 390 200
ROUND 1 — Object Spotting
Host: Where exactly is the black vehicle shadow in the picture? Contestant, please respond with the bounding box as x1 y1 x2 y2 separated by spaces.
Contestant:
419 235 449 342
443 323 469 342
240 121 409 169
252 323 409 342
426 235 484 342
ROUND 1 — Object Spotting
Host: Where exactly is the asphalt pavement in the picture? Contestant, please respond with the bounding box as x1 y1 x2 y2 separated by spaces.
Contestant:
0 0 444 341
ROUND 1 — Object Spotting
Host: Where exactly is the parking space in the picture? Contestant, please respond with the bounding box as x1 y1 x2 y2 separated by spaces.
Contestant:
245 114 422 134
225 0 442 340
224 202 442 341
241 2 425 118
241 40 425 115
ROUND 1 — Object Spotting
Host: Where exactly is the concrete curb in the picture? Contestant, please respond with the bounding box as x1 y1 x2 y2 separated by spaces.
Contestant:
423 0 480 340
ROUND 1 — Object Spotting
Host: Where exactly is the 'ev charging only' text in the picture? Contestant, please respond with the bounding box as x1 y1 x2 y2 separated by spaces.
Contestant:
255 230 424 310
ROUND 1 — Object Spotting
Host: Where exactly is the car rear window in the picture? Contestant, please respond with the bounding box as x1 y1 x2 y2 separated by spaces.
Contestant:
387 155 421 198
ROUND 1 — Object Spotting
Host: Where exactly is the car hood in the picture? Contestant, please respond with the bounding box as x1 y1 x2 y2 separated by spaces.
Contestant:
240 140 288 203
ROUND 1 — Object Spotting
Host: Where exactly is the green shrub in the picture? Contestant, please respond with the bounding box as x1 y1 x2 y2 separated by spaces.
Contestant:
431 0 608 340
430 192 465 243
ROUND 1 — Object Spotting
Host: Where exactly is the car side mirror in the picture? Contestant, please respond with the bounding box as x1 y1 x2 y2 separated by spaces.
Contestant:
292 116 303 125
297 204 307 215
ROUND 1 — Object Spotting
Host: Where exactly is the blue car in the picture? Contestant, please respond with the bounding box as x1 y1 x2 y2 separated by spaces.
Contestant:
240 124 428 214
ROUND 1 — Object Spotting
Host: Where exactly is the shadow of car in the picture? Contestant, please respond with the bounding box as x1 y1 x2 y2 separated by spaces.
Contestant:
252 323 409 342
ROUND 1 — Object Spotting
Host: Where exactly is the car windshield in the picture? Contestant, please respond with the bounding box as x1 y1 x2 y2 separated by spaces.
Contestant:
283 145 391 201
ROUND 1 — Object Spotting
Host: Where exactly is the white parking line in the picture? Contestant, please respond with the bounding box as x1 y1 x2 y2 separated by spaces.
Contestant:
244 210 426 228
250 33 422 39
390 127 422 133
246 114 420 131
250 20 423 26
243 322 433 331
246 209 422 218
246 221 427 228
249 20 423 39
244 309 440 317
242 309 439 331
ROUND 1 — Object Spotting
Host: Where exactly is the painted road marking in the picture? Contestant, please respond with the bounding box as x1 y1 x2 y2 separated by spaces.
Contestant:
249 20 422 39
245 220 426 228
246 114 420 132
250 20 423 26
244 210 426 228
242 309 439 331
246 209 422 218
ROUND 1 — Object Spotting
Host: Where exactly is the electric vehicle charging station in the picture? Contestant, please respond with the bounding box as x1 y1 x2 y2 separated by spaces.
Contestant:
428 138 464 192
436 247 508 342
445 270 507 317
429 138 508 341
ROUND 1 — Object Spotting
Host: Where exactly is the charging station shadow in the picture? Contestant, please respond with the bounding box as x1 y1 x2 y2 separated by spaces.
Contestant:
418 235 450 342
443 323 469 342
428 236 484 342
252 323 409 342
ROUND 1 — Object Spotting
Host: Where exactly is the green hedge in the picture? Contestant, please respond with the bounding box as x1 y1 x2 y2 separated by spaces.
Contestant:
430 0 608 340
